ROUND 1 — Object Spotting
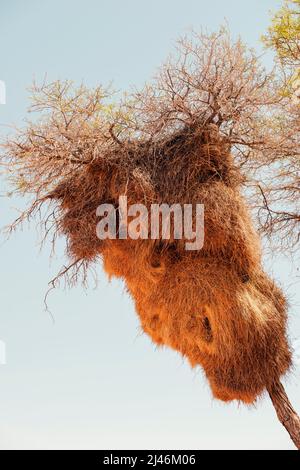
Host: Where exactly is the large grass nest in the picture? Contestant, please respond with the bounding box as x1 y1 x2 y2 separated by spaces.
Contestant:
1 30 297 427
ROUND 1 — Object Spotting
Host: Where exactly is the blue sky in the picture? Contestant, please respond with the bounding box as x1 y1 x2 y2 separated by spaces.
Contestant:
0 0 299 450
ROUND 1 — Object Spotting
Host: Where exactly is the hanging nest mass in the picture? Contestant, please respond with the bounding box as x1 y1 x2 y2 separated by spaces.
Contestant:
1 29 300 448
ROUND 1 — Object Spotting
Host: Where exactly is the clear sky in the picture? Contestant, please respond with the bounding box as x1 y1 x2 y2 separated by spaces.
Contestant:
0 0 299 450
